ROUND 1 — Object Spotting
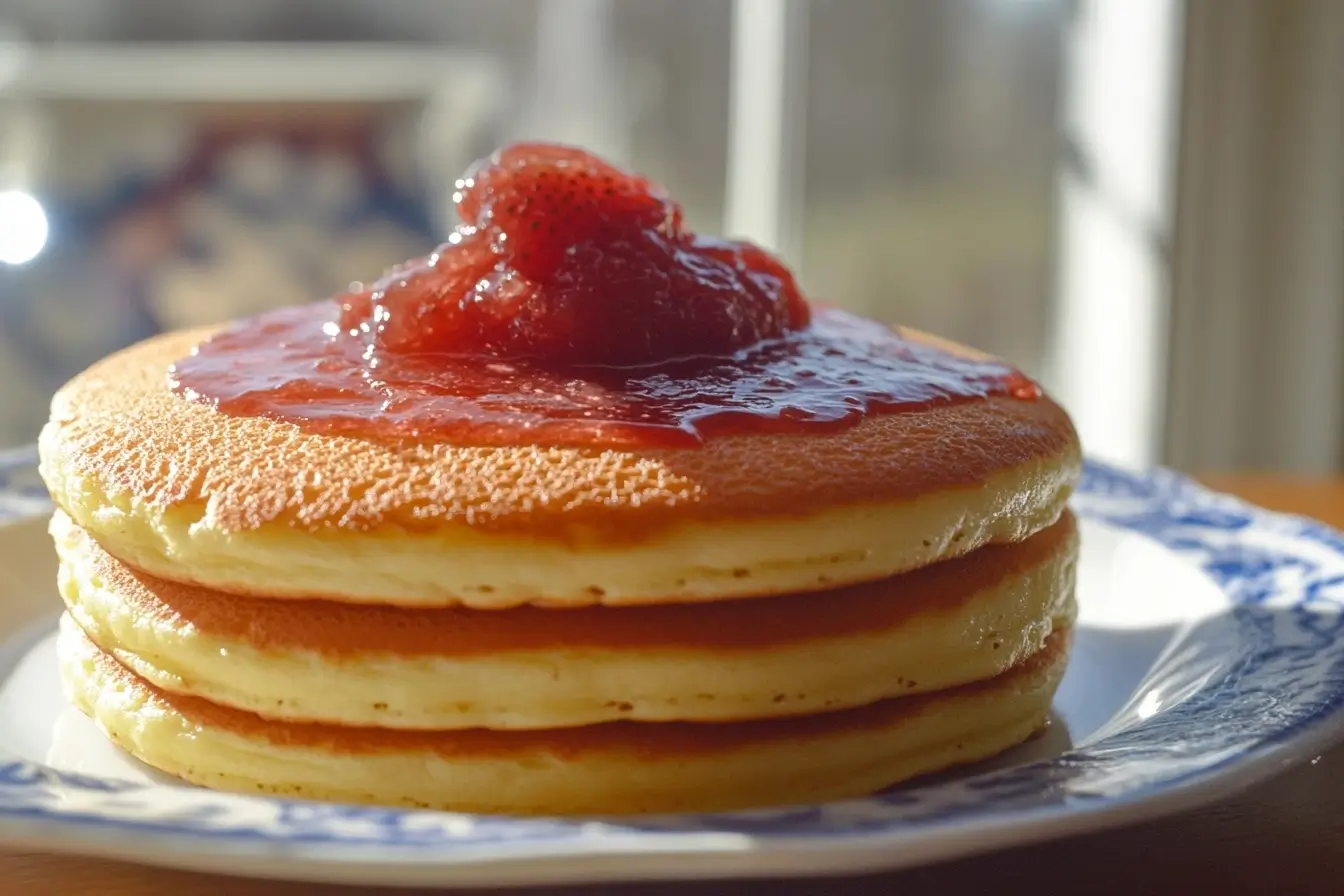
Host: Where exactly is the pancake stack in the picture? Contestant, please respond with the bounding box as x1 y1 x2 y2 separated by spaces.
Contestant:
41 326 1079 815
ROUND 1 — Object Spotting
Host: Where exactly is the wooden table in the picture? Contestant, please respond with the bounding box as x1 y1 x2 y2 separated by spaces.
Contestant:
5 477 1342 894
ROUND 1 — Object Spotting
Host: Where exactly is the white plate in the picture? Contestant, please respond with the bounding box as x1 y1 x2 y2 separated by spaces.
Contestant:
0 445 1340 888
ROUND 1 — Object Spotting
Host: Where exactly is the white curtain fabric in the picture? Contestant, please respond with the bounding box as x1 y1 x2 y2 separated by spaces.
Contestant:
1164 0 1344 473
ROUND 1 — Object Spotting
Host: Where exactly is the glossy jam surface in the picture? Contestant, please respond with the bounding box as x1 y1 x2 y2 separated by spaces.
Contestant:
171 301 1038 448
170 143 1039 448
338 142 811 367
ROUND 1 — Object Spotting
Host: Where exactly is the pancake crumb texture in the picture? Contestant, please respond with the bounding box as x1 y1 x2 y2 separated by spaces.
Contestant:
57 510 1077 730
43 321 1082 812
60 618 1070 815
39 327 1080 607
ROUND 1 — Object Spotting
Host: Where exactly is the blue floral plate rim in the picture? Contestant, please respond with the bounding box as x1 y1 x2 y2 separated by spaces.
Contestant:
0 445 1341 885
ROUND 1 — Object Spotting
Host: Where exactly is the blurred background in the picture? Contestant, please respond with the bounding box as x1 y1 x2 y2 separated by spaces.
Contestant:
0 0 1338 474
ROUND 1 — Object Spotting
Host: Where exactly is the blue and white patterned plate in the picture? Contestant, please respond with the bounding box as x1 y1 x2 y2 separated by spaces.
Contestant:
0 445 1340 888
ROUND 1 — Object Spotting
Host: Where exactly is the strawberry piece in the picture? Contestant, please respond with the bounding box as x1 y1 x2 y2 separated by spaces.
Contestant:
343 142 810 365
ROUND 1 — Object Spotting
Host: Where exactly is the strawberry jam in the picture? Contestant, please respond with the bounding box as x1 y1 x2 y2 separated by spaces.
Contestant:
170 143 1039 448
338 143 811 366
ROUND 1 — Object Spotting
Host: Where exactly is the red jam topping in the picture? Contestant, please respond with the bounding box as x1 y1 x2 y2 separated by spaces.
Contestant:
170 143 1039 448
340 143 811 366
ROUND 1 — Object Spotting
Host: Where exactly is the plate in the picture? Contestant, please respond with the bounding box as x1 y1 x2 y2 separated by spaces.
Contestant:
0 444 1340 888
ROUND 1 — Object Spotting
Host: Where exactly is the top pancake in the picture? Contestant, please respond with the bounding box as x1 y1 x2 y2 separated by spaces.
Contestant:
40 325 1080 608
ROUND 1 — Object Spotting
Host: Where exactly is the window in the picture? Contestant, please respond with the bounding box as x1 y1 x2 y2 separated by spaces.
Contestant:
0 0 1072 453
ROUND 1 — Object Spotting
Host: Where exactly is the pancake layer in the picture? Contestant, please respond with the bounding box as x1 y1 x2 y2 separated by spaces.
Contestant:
60 617 1070 814
40 326 1080 607
57 510 1077 729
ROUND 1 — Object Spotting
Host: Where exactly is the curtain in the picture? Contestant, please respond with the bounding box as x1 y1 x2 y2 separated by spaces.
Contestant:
1164 0 1344 473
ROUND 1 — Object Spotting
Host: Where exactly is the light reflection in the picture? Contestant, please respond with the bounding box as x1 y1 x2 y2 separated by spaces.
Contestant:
0 190 48 265
1134 687 1163 719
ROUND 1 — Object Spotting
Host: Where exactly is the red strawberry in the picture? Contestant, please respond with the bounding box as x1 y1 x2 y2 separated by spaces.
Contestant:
344 143 809 365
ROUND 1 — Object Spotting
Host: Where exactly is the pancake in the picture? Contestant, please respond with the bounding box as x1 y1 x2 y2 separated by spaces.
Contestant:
39 326 1080 608
57 509 1077 729
59 616 1071 814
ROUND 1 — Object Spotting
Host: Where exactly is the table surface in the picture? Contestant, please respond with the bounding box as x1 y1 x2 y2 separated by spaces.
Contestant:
5 475 1343 895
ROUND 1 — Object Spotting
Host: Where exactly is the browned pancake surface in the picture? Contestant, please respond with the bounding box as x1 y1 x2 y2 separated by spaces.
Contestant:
71 513 1074 656
86 630 1070 759
45 327 1079 543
